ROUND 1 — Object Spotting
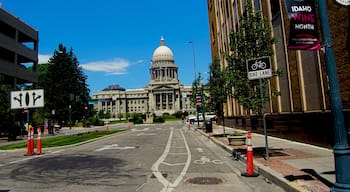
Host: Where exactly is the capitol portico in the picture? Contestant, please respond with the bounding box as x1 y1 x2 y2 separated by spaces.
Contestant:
92 37 195 118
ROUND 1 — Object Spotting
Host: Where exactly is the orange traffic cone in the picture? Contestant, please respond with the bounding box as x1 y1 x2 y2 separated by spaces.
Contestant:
30 127 34 154
106 122 109 131
36 127 42 155
26 126 32 156
241 130 259 177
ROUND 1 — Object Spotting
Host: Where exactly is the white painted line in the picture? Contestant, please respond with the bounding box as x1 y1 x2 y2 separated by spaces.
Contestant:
171 130 192 189
51 149 65 154
135 183 145 191
151 128 192 192
168 152 187 155
161 162 186 166
151 128 173 188
8 156 37 164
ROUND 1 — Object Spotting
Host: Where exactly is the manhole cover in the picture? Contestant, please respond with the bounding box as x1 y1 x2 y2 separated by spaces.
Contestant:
186 177 223 185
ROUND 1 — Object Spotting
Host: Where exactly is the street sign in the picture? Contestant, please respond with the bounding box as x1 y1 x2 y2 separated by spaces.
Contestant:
195 93 202 106
10 89 44 109
246 56 272 80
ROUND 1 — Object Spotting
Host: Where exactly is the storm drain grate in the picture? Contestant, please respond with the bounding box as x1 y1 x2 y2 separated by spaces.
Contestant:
186 177 223 185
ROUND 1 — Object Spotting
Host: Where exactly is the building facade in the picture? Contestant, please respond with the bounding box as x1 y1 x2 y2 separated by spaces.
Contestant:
207 0 349 147
0 7 38 86
92 37 194 118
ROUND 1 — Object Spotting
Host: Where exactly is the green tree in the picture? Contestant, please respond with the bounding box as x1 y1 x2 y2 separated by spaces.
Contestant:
207 58 228 121
225 1 278 113
117 113 124 120
0 75 21 140
0 76 11 126
43 44 90 125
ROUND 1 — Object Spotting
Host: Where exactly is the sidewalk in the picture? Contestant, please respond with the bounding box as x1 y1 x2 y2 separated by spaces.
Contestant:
198 123 334 192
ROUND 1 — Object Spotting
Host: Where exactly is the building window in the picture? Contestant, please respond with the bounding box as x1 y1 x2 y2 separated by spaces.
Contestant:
254 0 261 10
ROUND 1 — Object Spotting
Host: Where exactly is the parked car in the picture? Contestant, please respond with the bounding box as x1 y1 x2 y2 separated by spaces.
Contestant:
54 124 62 132
187 113 216 124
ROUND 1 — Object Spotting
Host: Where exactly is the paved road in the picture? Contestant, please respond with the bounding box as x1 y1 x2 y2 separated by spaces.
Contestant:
0 121 284 192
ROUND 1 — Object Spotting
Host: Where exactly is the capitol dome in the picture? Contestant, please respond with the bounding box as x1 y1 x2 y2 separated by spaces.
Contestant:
152 36 174 62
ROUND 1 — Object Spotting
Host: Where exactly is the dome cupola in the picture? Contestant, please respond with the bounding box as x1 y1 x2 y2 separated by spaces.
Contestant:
152 36 174 62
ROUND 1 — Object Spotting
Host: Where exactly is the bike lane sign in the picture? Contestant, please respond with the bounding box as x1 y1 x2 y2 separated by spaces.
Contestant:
246 56 272 80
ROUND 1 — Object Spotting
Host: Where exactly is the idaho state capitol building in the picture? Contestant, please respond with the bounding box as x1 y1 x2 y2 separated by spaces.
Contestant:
92 37 195 118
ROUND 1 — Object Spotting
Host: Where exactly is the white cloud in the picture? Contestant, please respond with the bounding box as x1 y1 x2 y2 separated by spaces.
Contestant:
81 58 131 75
38 54 51 64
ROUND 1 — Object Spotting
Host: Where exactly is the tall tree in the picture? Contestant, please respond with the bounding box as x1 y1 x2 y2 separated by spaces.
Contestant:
43 44 90 124
207 59 227 120
226 1 278 113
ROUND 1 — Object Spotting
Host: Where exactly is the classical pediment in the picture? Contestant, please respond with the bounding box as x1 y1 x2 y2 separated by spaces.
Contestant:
152 84 178 90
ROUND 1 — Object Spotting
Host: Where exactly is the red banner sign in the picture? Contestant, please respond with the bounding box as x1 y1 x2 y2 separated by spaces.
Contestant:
285 0 320 50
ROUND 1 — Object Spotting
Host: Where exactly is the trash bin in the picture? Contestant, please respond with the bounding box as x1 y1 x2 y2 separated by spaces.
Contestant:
205 120 213 133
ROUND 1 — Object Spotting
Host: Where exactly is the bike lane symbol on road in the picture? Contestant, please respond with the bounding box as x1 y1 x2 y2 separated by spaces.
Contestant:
193 156 224 165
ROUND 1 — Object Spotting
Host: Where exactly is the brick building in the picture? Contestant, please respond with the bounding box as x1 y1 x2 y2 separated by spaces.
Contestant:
207 0 349 147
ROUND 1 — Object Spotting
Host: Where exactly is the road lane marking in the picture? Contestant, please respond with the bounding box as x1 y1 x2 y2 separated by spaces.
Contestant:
151 127 192 192
135 183 146 191
161 162 186 166
168 152 187 155
151 128 173 188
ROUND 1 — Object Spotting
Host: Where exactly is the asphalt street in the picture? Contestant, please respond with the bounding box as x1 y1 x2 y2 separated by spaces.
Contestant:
0 121 284 192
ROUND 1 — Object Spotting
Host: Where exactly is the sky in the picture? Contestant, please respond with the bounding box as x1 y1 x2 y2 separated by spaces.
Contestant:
1 0 212 95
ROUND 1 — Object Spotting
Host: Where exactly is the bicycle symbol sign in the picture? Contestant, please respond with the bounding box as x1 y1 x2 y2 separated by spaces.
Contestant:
193 156 224 165
246 56 272 80
251 60 266 70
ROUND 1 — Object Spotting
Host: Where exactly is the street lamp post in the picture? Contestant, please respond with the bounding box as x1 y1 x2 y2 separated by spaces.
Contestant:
189 41 197 80
189 41 199 127
317 1 350 191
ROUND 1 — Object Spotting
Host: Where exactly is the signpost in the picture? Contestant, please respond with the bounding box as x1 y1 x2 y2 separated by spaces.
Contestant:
10 89 45 155
246 56 272 80
246 56 272 160
10 89 44 109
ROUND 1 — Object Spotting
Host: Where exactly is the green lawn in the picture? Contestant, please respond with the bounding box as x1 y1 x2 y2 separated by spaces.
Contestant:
0 130 125 150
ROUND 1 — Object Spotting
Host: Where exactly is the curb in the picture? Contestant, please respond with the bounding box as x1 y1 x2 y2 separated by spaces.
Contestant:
196 128 306 192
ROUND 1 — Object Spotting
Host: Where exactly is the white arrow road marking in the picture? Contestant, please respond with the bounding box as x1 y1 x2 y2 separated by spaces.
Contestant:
94 144 136 152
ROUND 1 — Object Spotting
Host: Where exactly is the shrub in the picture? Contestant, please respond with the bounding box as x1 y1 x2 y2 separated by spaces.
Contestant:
87 116 104 126
172 111 183 118
154 116 165 123
133 116 143 124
